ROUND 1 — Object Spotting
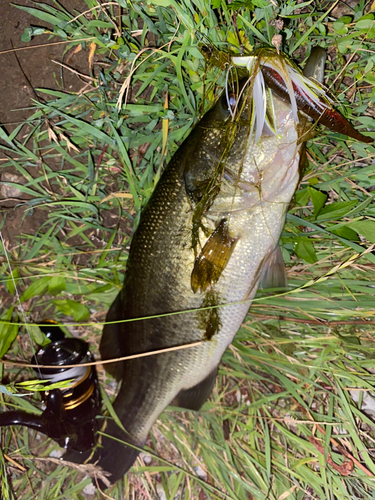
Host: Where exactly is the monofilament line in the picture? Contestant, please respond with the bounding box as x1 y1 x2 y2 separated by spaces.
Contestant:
1 340 204 369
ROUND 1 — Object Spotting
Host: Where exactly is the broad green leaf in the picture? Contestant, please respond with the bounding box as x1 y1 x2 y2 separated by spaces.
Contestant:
364 73 375 84
27 325 50 346
53 299 90 321
338 15 352 24
287 214 375 264
295 188 310 207
125 104 163 115
355 19 374 30
348 220 375 243
85 286 119 305
21 27 32 42
48 276 66 295
20 276 51 302
294 238 317 264
0 307 18 358
332 21 347 34
328 225 359 241
316 200 358 221
308 186 327 218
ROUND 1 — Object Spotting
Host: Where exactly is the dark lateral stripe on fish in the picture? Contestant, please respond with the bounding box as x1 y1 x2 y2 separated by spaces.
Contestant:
261 66 373 144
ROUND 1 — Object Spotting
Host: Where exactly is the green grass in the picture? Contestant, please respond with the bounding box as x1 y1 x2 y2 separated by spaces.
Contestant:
1 0 375 498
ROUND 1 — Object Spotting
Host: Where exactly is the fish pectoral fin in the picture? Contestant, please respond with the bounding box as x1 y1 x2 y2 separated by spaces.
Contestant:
191 218 239 293
170 366 218 411
260 244 288 291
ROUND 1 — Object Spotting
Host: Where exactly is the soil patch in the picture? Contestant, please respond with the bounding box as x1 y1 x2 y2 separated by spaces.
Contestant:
0 0 89 253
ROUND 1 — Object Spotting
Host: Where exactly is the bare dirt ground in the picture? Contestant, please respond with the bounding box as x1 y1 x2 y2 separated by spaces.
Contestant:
0 0 88 253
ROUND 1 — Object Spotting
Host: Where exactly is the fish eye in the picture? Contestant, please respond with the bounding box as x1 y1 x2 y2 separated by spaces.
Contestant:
227 94 236 111
217 90 237 120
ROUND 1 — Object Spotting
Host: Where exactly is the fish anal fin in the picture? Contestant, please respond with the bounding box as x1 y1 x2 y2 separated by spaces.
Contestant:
170 366 218 411
191 218 239 293
260 245 288 291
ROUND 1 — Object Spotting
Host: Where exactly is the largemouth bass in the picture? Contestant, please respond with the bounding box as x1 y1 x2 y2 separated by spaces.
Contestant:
93 47 371 484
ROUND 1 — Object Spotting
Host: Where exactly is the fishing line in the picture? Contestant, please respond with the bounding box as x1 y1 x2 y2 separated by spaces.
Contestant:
0 242 373 332
0 38 96 56
0 241 373 366
0 231 42 377
0 230 373 360
1 340 203 369
67 3 127 25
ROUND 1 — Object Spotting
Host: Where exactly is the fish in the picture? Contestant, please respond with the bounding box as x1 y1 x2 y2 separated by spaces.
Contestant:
90 46 372 485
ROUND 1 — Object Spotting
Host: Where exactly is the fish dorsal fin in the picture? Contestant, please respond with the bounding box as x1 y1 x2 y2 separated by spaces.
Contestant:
170 366 218 411
191 218 239 294
303 46 326 84
260 245 288 291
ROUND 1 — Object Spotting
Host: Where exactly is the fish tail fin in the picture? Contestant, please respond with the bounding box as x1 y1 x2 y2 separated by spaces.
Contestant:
62 411 143 487
95 427 143 486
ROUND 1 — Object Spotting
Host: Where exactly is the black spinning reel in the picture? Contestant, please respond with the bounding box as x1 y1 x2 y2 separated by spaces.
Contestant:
0 321 101 453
